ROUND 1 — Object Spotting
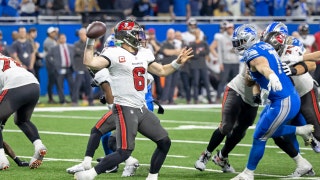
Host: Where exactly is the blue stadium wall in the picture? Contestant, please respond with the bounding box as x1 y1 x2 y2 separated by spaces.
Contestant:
0 23 319 96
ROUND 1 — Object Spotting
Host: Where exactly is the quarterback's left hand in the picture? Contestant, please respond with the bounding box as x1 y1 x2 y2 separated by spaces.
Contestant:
176 47 194 64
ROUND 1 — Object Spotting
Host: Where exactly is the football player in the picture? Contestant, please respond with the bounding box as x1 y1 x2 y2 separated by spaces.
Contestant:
231 24 313 180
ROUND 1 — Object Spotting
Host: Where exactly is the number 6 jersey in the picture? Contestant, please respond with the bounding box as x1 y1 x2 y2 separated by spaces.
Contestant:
100 46 155 108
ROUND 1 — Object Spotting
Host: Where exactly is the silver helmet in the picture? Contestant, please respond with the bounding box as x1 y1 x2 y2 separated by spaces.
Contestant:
232 24 259 55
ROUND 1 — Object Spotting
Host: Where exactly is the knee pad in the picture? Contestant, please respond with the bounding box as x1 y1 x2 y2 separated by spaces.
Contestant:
156 136 171 153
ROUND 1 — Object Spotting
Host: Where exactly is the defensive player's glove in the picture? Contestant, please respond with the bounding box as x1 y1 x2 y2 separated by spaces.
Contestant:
282 62 297 76
99 95 106 104
253 94 261 104
268 73 282 92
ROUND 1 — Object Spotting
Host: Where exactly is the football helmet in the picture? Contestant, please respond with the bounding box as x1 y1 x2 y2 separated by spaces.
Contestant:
232 24 259 55
298 23 309 39
114 19 145 50
261 31 286 54
264 22 288 35
187 18 198 33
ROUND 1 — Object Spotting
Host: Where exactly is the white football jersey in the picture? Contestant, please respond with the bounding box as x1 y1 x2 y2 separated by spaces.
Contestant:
227 66 257 107
0 54 38 91
280 45 313 97
101 46 155 108
94 68 111 85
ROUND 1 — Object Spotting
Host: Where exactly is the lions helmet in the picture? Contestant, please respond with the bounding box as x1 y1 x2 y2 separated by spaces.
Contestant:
232 24 259 55
114 19 145 50
265 22 288 35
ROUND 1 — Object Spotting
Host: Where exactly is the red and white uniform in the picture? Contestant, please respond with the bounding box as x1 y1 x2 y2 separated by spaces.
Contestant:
100 46 155 108
0 54 38 90
280 45 313 97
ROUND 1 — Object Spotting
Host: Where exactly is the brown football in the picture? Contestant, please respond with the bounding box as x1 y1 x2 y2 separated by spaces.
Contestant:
86 21 107 39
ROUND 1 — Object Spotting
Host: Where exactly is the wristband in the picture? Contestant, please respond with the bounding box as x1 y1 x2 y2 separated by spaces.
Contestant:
86 38 95 46
171 60 182 70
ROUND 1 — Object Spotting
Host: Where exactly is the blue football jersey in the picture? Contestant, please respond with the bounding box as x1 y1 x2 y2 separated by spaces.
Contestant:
292 37 306 53
242 41 296 101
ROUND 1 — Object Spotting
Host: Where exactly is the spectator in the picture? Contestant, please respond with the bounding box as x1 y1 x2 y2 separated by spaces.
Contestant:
75 0 100 14
226 0 244 16
27 28 42 81
286 0 309 17
158 28 181 104
270 0 288 16
43 26 59 104
253 0 271 16
190 0 201 16
175 30 191 103
242 0 255 16
20 0 37 16
296 23 315 53
216 22 239 102
200 0 218 16
10 27 36 74
213 0 232 16
156 0 173 20
147 28 163 100
72 28 94 106
46 33 74 104
1 0 20 17
97 0 114 10
0 31 9 56
181 18 205 46
132 0 154 18
189 29 212 104
169 0 191 21
46 0 71 15
114 0 135 16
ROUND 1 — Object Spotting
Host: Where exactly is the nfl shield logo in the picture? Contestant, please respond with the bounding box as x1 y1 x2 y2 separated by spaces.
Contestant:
119 56 126 63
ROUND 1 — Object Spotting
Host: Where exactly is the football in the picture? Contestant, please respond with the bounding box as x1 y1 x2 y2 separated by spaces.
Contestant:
86 21 107 39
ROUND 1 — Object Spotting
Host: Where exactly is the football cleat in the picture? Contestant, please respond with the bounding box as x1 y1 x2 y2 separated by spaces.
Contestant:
0 155 9 170
122 156 139 177
74 170 95 180
66 163 91 174
29 144 47 169
296 124 314 146
194 150 211 171
288 158 315 177
310 138 320 153
231 168 254 180
212 151 235 173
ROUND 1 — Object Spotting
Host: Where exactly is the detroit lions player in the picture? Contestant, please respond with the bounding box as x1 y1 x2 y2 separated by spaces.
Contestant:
262 22 320 153
230 24 314 180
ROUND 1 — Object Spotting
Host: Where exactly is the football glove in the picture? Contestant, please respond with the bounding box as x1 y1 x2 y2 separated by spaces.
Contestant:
282 62 297 76
268 73 282 92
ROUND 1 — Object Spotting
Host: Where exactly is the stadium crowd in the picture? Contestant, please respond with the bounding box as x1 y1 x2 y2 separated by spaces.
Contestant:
0 0 320 18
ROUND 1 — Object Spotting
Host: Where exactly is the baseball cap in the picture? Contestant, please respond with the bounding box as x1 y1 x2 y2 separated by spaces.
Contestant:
47 27 58 33
226 22 234 28
188 18 197 25
148 28 155 34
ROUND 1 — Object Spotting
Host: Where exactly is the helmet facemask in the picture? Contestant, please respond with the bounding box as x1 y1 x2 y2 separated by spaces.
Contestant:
261 31 286 55
232 24 259 55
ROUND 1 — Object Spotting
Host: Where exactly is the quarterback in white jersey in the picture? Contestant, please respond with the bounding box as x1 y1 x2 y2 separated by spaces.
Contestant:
0 54 47 170
74 19 193 180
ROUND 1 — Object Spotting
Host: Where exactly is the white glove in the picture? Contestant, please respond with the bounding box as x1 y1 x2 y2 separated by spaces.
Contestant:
281 62 297 76
267 73 282 92
281 45 303 66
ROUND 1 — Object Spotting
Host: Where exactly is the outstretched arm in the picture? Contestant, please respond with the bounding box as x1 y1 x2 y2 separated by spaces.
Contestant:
148 47 193 77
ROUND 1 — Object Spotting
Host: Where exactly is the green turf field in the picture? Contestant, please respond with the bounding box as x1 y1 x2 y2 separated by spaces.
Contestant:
1 105 319 179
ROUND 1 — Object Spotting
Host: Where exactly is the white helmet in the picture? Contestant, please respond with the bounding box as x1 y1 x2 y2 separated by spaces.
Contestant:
232 24 259 55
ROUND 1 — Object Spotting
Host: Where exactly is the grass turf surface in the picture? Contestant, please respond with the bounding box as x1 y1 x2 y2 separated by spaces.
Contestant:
1 105 319 180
